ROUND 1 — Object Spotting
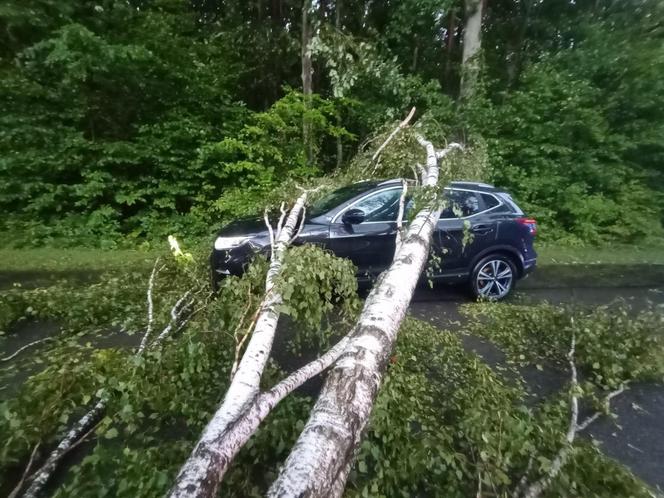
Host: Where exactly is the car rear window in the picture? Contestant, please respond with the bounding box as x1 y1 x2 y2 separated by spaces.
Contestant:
481 193 500 210
495 192 524 214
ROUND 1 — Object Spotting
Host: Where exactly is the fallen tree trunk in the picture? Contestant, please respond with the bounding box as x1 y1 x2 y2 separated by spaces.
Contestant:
168 190 314 497
267 137 462 498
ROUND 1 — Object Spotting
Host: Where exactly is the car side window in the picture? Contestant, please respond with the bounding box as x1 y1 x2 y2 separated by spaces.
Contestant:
350 188 403 222
481 193 500 210
440 189 484 219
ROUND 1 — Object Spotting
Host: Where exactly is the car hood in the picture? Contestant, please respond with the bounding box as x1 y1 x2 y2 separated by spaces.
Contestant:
216 217 269 237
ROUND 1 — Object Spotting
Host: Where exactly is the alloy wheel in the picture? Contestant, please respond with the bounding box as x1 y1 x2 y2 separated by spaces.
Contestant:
476 259 513 299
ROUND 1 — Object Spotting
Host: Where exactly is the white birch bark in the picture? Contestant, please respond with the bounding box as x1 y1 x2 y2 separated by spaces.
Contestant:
267 136 460 498
168 191 311 498
168 333 352 497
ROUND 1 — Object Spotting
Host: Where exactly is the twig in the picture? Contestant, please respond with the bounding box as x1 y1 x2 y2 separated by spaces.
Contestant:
8 443 40 498
1 338 53 362
230 308 261 381
520 328 578 498
395 179 408 251
576 385 627 432
276 202 288 240
371 107 416 168
408 165 420 186
291 205 307 243
230 294 255 381
264 208 275 261
61 418 102 456
139 258 162 352
149 290 193 348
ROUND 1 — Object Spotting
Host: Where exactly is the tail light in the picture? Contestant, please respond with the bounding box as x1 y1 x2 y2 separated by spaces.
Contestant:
517 217 537 236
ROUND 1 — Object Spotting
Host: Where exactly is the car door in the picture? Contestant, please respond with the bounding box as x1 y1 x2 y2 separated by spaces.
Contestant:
436 189 499 275
327 187 402 278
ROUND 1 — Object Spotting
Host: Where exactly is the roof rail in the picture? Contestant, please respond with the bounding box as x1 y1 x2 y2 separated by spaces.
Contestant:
449 181 495 189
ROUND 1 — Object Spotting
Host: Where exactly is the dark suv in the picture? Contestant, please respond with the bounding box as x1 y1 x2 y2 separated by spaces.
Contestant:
211 180 537 300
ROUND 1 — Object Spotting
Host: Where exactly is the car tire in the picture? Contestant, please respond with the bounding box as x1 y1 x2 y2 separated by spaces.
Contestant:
470 254 517 301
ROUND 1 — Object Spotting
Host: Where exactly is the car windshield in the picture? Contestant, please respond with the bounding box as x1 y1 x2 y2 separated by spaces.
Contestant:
308 183 376 217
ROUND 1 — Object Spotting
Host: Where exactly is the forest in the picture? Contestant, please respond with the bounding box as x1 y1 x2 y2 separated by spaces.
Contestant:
1 1 664 498
1 0 663 247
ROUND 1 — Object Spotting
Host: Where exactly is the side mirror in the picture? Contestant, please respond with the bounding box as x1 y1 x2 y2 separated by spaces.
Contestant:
342 208 366 225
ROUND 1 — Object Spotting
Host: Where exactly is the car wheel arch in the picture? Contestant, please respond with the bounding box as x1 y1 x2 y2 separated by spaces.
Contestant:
469 245 524 277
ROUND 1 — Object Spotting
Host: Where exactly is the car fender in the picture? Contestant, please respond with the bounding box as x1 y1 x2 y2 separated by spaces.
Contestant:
469 244 525 276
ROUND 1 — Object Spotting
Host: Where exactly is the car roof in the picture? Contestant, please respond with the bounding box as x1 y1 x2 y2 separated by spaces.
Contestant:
372 178 501 193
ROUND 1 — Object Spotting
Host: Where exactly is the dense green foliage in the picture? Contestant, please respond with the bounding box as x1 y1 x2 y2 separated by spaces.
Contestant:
1 0 663 246
2 260 661 496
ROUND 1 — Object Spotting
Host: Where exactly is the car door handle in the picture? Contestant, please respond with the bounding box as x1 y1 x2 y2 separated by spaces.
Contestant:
471 224 494 234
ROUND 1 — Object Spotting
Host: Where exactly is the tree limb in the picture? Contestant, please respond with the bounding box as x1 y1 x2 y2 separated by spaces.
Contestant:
576 385 627 432
520 329 578 498
21 288 196 498
371 107 416 168
8 443 40 498
139 258 162 352
1 338 53 362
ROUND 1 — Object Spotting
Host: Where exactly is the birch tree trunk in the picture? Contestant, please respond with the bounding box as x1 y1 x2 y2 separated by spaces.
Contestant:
460 0 484 100
168 192 311 498
301 0 314 165
267 138 461 498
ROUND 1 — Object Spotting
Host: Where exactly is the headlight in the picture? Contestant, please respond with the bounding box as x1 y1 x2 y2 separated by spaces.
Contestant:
214 236 249 250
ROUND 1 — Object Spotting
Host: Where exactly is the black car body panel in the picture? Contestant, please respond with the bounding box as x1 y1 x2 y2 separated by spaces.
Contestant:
211 180 537 296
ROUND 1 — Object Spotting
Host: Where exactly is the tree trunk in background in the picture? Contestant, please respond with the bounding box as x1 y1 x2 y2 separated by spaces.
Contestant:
302 0 314 165
410 44 419 72
267 139 462 498
506 0 531 88
335 0 343 169
444 7 457 92
460 0 484 100
271 0 282 22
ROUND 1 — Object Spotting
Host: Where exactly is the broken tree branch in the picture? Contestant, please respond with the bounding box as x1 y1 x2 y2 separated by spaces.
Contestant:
176 330 354 497
139 258 162 352
20 287 196 498
371 107 416 168
8 443 40 498
576 385 627 432
169 189 314 498
520 329 578 498
1 338 53 362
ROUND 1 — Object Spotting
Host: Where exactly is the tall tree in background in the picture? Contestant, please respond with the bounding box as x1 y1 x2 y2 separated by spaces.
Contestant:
302 0 314 164
460 0 484 99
